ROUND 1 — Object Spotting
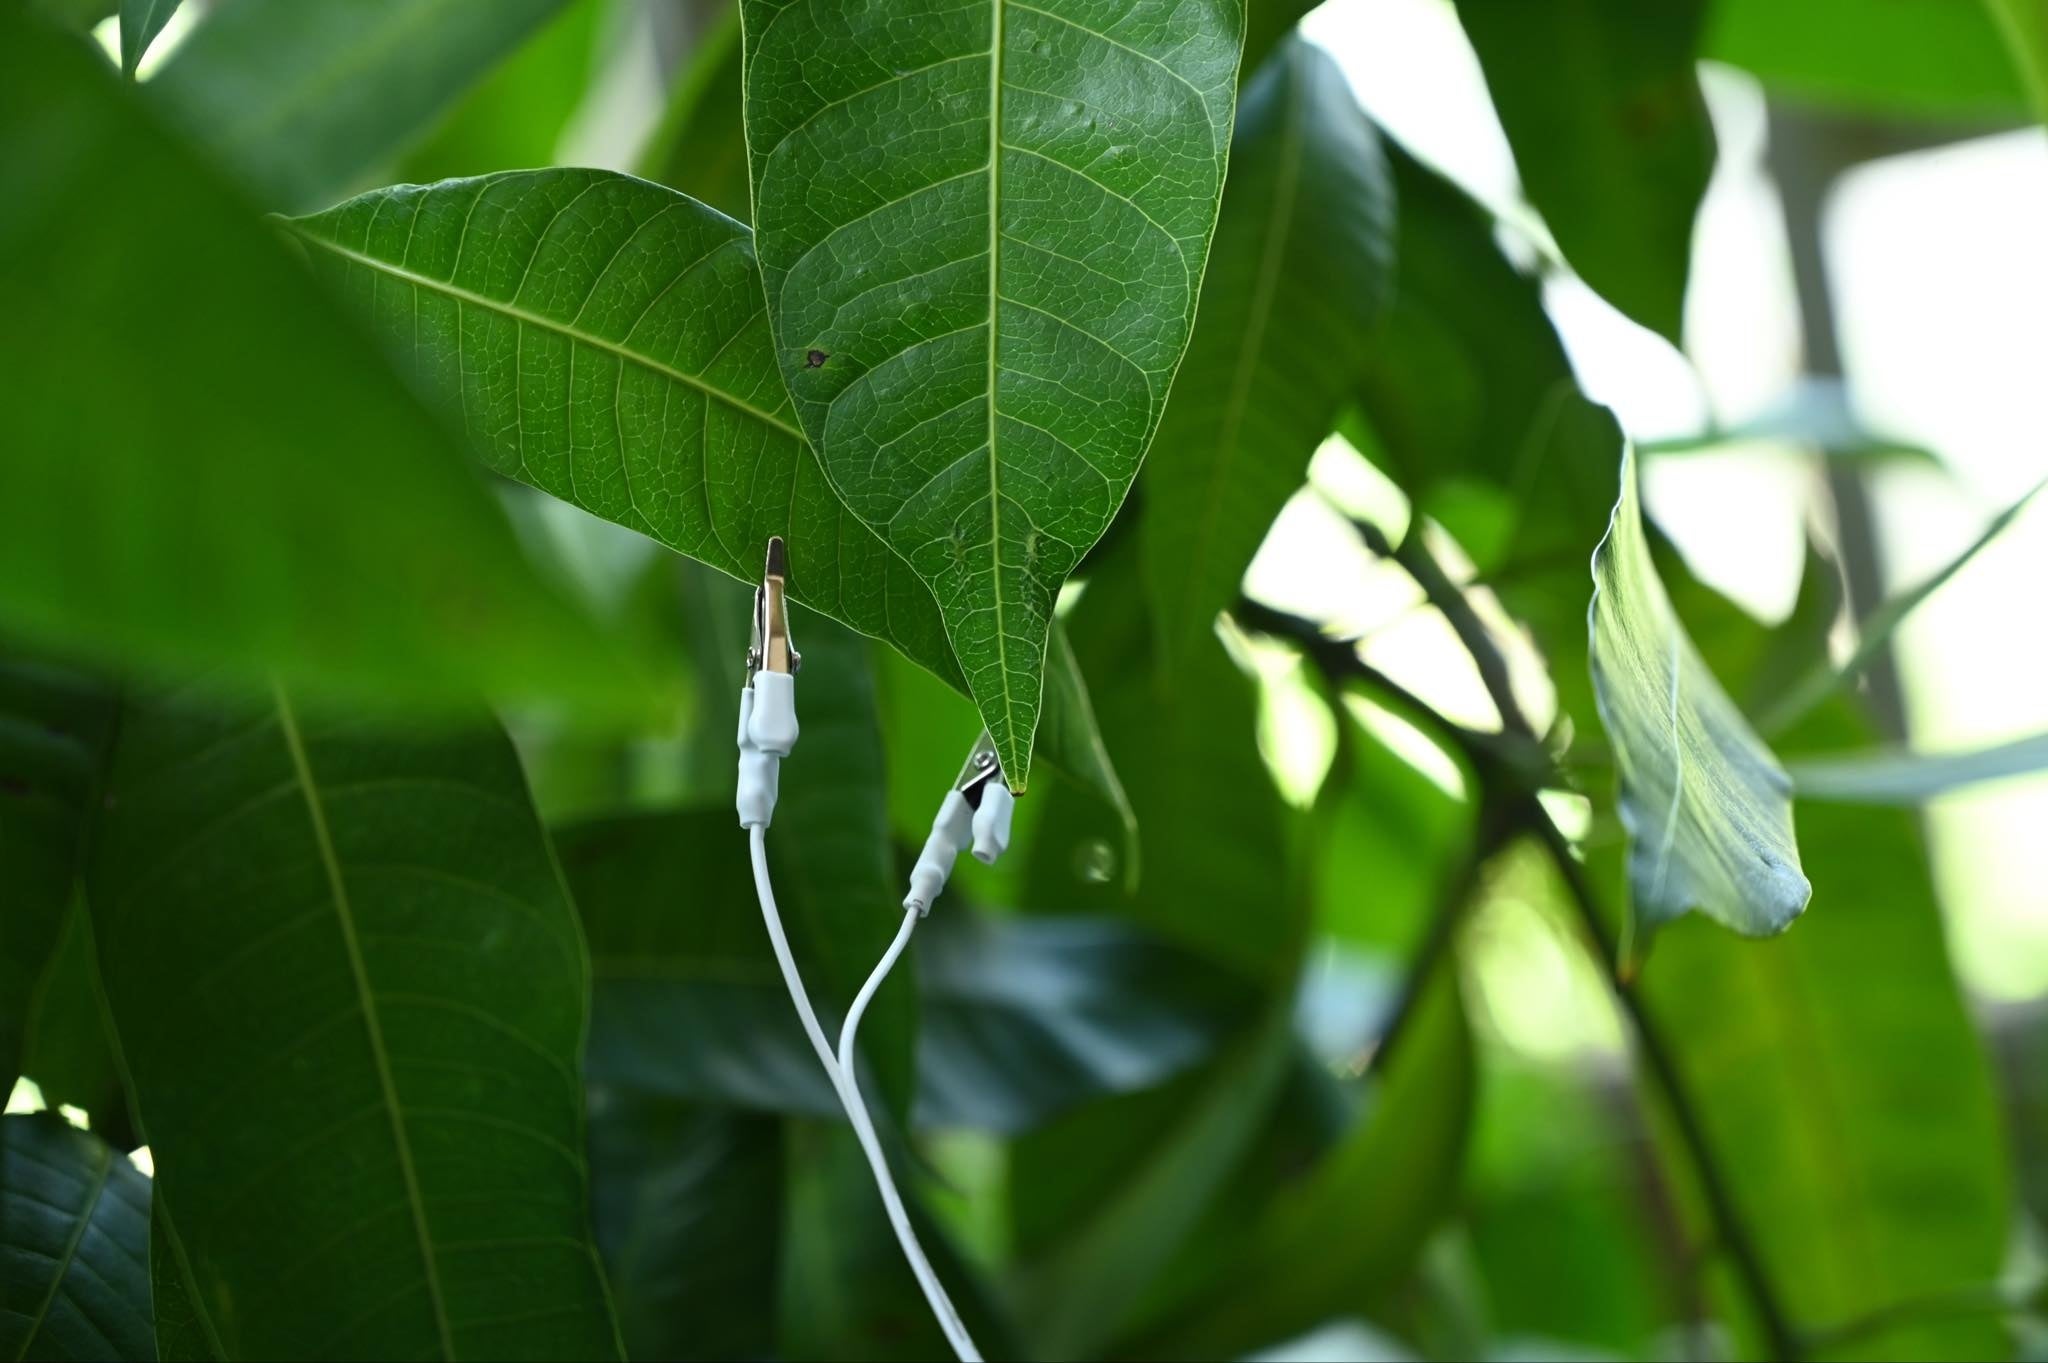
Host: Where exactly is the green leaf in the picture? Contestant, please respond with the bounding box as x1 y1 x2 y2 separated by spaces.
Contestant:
288 168 1131 800
0 654 115 1095
1759 477 2044 736
1705 0 2035 121
565 807 1247 1128
287 169 962 690
740 0 1246 784
396 0 606 183
1351 146 1622 733
87 684 621 1360
1142 37 1393 671
18 901 132 1147
1787 730 2048 804
1590 445 1809 937
149 0 575 209
150 1205 220 1363
1623 553 2014 1360
635 6 751 222
1640 378 1942 469
1241 0 1323 78
585 1096 780 1363
0 1114 154 1361
1459 0 1713 342
0 21 658 727
1986 0 2048 119
1128 960 1474 1359
118 0 180 77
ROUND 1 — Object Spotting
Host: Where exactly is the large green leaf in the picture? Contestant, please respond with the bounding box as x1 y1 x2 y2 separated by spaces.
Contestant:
0 1114 154 1361
1705 0 2035 121
564 807 1248 1128
585 1095 780 1363
150 1204 219 1362
287 170 960 690
1624 552 2014 1359
149 0 575 209
1987 0 2048 119
1142 37 1392 671
1590 447 1808 937
288 168 1130 803
0 654 115 1095
740 0 1246 784
16 901 132 1148
1351 146 1621 734
87 684 621 1360
0 20 655 726
1458 0 1713 343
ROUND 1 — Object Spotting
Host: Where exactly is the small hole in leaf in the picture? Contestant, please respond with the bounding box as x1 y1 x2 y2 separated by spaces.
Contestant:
805 349 828 369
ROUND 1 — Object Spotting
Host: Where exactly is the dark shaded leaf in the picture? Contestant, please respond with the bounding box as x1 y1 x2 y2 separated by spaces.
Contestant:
87 684 621 1360
396 0 606 183
149 1206 219 1363
17 902 131 1147
740 0 1246 783
0 1114 153 1361
1590 446 1808 937
585 1094 780 1362
1143 38 1393 671
1459 0 1713 341
0 21 658 727
149 0 575 209
0 654 115 1094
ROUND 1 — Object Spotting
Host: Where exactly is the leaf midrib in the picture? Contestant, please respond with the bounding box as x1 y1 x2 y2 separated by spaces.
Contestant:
292 233 805 442
273 683 456 1361
985 0 1017 754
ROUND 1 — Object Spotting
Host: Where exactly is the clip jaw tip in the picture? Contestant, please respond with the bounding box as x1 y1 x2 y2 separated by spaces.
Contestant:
748 537 800 680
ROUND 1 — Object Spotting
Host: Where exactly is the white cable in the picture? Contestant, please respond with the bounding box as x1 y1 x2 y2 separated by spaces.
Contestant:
747 827 984 1363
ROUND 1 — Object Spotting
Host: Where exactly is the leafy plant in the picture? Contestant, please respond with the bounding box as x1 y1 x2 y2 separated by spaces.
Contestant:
3 1 2046 1361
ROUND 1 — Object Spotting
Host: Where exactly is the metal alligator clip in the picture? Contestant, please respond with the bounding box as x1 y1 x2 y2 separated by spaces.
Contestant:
746 536 800 682
953 731 1004 808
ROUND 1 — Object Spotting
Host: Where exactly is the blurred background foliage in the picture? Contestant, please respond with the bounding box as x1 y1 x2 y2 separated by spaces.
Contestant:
4 0 2048 1360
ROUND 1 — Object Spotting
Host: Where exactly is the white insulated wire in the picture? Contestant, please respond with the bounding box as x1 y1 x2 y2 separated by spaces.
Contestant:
746 827 983 1362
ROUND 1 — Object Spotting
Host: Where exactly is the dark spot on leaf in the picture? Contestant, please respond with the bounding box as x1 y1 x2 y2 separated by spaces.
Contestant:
805 349 828 369
0 774 30 797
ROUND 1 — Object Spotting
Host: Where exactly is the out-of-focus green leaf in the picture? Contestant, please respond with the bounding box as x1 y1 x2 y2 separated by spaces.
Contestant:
151 1205 219 1362
586 1094 780 1363
1143 38 1392 672
1590 446 1808 937
0 654 114 1094
0 1114 154 1361
87 684 621 1360
1642 379 1941 468
1459 0 1713 342
1242 0 1324 78
1986 0 2048 119
1129 962 1475 1359
564 808 1248 1129
1351 147 1622 732
635 6 749 221
17 902 130 1146
740 0 1245 786
118 0 179 76
1706 0 2034 121
396 0 605 183
1014 1007 1296 1361
1026 573 1307 980
289 169 1130 816
1787 730 2048 804
150 0 574 209
1623 550 2014 1360
0 23 660 726
1759 478 2044 735
778 1122 1016 1362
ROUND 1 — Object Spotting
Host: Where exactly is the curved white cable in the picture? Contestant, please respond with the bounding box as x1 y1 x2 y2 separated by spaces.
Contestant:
747 829 983 1363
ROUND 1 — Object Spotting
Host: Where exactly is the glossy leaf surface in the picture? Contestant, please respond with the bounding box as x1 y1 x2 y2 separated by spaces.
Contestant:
741 0 1246 783
88 685 620 1360
0 1114 154 1361
0 23 655 726
1142 38 1392 670
1590 447 1809 936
